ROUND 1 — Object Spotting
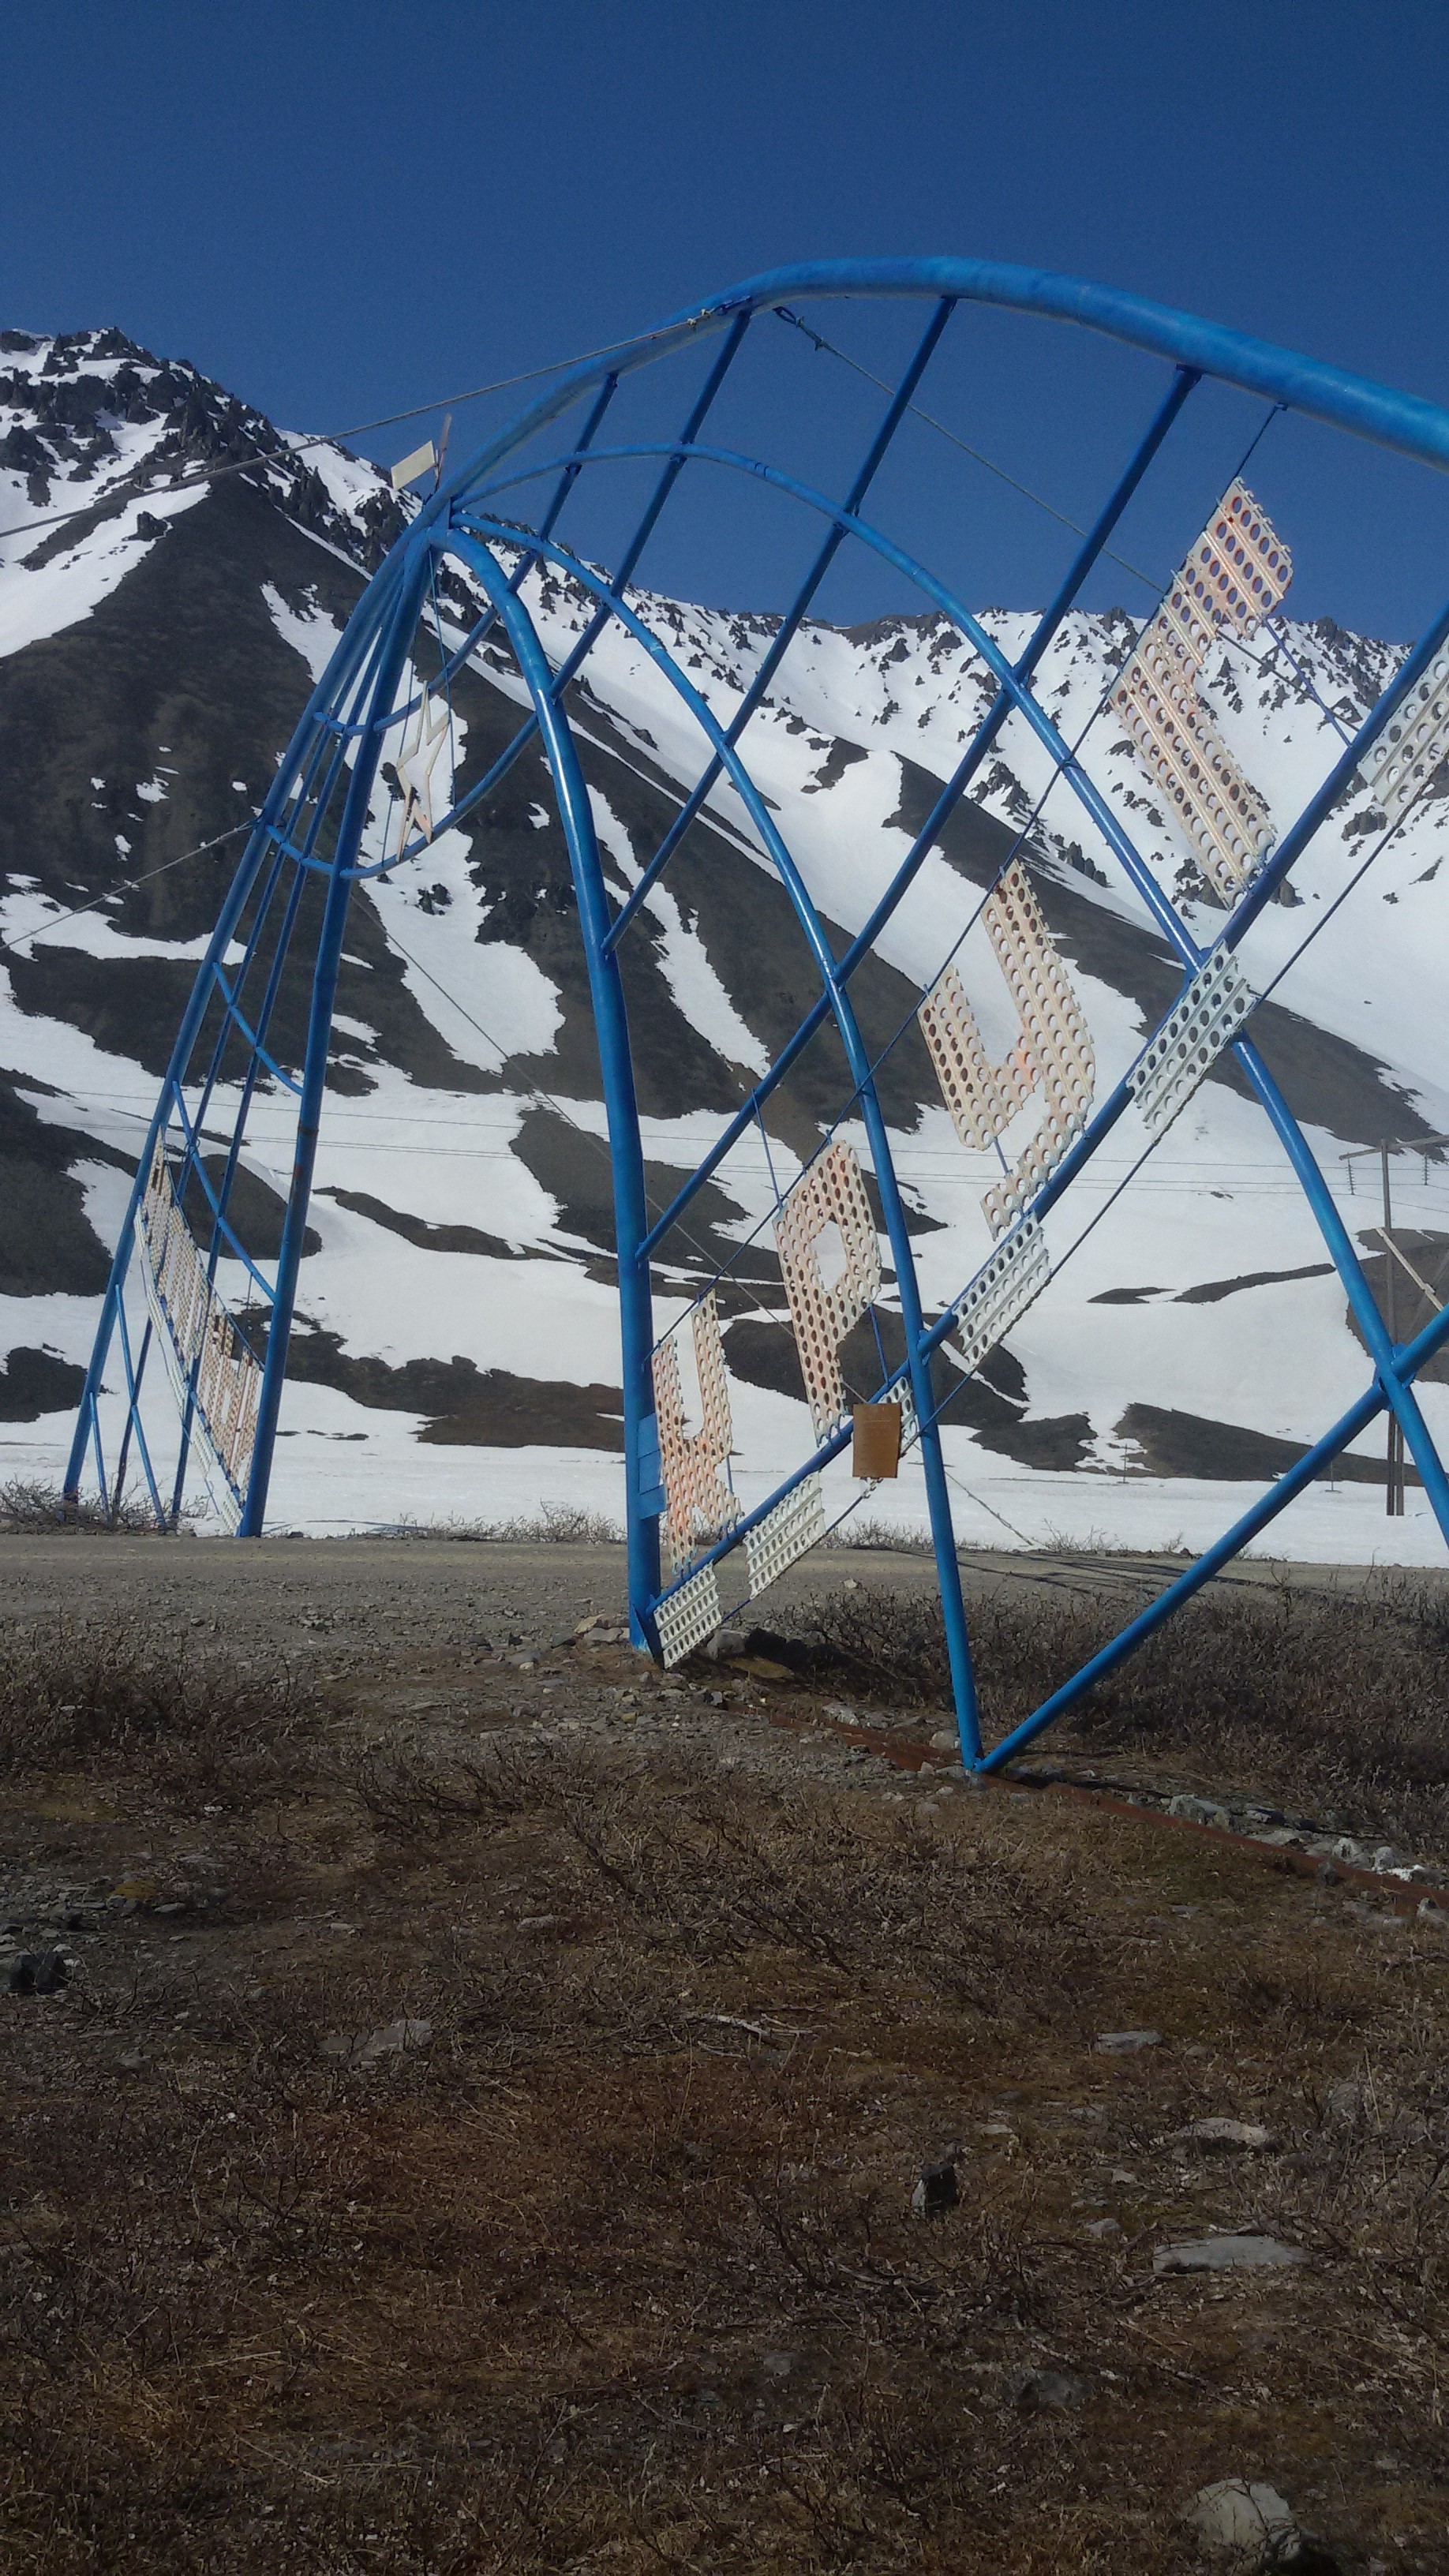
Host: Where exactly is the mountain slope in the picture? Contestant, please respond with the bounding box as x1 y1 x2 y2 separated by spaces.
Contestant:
2 327 1446 1556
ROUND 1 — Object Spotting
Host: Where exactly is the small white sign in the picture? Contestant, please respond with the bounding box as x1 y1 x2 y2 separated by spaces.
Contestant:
390 440 437 492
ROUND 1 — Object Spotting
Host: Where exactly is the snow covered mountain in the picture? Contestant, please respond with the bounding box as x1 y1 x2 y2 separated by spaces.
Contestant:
2 325 1447 1556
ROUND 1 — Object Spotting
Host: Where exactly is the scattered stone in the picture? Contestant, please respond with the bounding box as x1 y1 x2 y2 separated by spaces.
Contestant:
1316 1860 1341 1886
1169 1792 1231 1829
1171 2118 1277 2153
760 2351 795 2379
1007 2365 1091 2410
929 1728 959 1754
7 1949 68 1995
910 2154 959 2218
1155 2232 1306 2274
1084 2215 1122 2241
1324 2077 1362 2129
321 2016 432 2069
1094 2028 1162 2054
1180 2480 1297 2556
1418 1896 1443 1922
702 1625 749 1661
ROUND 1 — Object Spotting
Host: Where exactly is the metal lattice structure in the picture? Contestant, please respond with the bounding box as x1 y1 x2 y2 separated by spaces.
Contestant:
66 257 1449 1772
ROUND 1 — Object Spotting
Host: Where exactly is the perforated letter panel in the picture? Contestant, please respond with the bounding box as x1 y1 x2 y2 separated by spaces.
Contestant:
1110 480 1291 899
1112 640 1276 900
745 1473 826 1598
773 1144 882 1440
137 1142 261 1526
1364 637 1449 825
918 963 1032 1152
651 1293 739 1569
952 1219 1050 1376
655 1562 722 1668
980 863 1095 1234
919 862 1094 1239
1130 949 1257 1137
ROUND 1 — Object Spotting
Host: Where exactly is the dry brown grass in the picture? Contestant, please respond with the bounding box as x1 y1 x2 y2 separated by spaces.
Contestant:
0 1616 315 1807
2 1622 1448 2570
788 1575 1449 1848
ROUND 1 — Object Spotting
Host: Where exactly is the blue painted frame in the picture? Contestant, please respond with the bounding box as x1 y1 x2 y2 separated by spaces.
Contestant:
65 257 1449 1769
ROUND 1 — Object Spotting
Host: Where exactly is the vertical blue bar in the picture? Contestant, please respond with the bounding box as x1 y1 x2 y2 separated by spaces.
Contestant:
451 540 662 1640
240 549 436 1537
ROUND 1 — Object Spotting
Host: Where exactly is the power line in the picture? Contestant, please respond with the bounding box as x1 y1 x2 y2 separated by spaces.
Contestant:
0 316 702 548
773 306 1362 742
0 818 253 960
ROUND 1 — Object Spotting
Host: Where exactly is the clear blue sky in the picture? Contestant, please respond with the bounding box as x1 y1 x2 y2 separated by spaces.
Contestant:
6 0 1449 636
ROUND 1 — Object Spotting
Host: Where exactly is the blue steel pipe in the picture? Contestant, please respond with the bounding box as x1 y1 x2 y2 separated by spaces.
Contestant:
977 1282 1449 1773
605 298 956 950
406 263 1449 584
418 319 755 871
602 365 1196 1251
446 512 974 1741
450 537 664 1643
241 547 437 1536
488 432 1445 1519
58 558 391 1522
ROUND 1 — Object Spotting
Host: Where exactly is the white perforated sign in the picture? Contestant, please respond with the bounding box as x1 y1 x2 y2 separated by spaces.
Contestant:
745 1473 826 1598
137 1141 262 1528
1364 636 1449 824
1130 949 1257 1138
918 859 1095 1238
952 1219 1050 1376
655 1562 722 1667
773 1142 882 1440
651 1292 739 1570
1110 480 1292 902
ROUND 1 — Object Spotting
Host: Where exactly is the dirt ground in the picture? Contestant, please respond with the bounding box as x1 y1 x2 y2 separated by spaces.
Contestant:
0 1532 1421 1679
2 1539 1447 2571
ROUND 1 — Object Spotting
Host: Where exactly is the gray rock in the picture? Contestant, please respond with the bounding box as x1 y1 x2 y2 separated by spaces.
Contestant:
1372 1846 1399 1874
910 2154 959 2218
1180 2480 1296 2555
1324 2077 1362 2129
1084 2215 1122 2241
1007 2365 1091 2410
1094 2028 1162 2054
1171 2118 1277 2153
1170 1792 1231 1829
7 1949 67 1995
1155 2233 1307 2274
321 2016 432 2068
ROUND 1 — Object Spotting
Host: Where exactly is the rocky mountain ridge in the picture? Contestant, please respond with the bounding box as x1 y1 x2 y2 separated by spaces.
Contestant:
1 327 1445 1556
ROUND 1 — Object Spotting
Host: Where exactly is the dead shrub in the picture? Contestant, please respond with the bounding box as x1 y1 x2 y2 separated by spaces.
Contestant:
788 1574 1449 1837
352 1730 538 1839
0 1618 311 1802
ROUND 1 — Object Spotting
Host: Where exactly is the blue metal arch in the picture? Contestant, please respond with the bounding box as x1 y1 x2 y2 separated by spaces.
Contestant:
63 257 1449 1772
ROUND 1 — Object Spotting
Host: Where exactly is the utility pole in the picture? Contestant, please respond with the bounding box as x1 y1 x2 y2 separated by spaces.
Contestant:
1341 1134 1449 1515
1381 1142 1406 1516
